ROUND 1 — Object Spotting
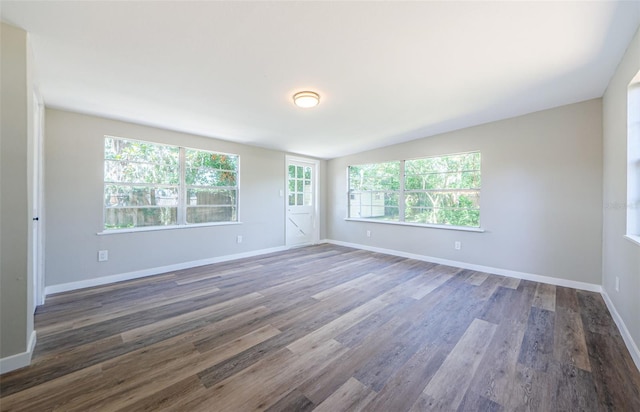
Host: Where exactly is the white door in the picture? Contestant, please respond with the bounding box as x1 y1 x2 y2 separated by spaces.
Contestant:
32 96 44 309
286 158 316 247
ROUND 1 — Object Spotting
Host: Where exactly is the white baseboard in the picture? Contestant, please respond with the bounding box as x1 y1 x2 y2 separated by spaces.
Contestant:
0 330 37 374
601 289 640 372
45 245 289 296
324 239 602 293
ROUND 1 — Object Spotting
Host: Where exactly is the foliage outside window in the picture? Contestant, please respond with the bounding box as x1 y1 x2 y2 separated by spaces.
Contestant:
288 164 313 206
104 136 238 230
348 152 481 228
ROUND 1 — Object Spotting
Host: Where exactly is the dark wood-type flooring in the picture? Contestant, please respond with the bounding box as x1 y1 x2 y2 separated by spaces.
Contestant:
1 244 639 411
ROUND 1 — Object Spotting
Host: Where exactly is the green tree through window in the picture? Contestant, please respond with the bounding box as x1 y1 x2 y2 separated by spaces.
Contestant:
104 136 238 229
348 152 481 228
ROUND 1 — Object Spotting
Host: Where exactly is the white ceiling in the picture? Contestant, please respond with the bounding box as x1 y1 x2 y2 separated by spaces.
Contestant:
2 1 639 159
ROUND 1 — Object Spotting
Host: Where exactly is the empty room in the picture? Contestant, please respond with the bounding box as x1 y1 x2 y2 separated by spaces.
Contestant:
1 1 639 411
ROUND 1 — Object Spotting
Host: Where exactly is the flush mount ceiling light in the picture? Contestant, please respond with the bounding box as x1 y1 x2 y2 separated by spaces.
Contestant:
293 91 320 108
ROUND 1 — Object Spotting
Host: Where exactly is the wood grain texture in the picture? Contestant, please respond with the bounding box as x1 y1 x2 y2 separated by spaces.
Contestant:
1 244 638 411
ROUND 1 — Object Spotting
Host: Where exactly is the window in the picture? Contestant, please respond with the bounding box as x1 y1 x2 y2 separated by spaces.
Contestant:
348 161 400 221
288 164 313 206
348 152 481 228
104 136 238 230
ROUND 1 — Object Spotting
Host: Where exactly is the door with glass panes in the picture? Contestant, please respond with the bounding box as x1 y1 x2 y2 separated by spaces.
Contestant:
286 160 315 246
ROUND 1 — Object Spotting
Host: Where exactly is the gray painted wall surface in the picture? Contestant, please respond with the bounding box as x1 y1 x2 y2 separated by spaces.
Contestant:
602 25 640 349
44 109 324 287
0 23 33 358
327 99 603 285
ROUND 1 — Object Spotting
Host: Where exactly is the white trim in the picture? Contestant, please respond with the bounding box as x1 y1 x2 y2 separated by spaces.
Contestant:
324 239 601 292
344 218 485 233
44 245 288 296
601 289 640 372
0 331 37 374
624 234 640 246
97 221 242 235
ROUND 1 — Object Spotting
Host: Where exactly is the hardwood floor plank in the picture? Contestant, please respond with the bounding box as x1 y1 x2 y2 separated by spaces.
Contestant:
196 310 339 389
67 324 283 411
517 306 555 372
577 291 618 335
113 375 207 412
312 377 376 412
333 296 414 348
583 324 640 411
298 316 412 405
120 291 263 342
457 390 503 412
286 297 388 354
0 365 106 412
365 343 449 411
532 282 556 312
311 272 380 300
551 361 599 411
466 270 490 286
468 282 537 408
2 245 638 411
553 287 591 372
264 389 315 412
411 318 498 411
197 339 348 411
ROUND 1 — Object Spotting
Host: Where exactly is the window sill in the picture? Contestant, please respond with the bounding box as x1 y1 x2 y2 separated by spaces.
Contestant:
97 221 242 235
624 234 640 247
344 218 485 233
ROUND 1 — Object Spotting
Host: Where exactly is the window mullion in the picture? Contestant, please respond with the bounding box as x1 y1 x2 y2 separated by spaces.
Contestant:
399 160 405 222
178 147 186 225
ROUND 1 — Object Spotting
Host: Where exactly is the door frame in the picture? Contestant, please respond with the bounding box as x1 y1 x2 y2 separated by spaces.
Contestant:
31 91 45 309
285 155 320 247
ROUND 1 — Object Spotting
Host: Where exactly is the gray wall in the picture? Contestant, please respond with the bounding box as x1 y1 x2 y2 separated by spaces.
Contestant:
327 99 603 285
1 23 34 359
602 26 640 349
44 109 325 287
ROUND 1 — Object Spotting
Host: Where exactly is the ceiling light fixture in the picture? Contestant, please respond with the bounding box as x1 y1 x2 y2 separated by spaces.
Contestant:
293 91 320 108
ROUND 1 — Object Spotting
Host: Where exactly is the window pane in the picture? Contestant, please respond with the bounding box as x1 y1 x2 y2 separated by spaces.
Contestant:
105 160 178 185
349 162 400 191
289 194 295 206
297 194 303 205
288 165 295 179
186 169 237 187
185 149 238 187
304 167 311 179
187 189 236 206
105 137 179 164
187 206 237 224
104 207 177 229
105 185 178 207
297 180 303 192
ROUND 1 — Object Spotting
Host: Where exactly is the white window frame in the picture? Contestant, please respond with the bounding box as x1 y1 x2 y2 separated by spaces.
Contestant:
626 73 640 246
101 136 240 233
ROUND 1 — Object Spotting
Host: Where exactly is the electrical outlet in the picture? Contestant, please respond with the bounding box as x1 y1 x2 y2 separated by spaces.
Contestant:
454 241 461 250
366 230 371 238
98 250 108 262
237 235 243 244
615 277 620 292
